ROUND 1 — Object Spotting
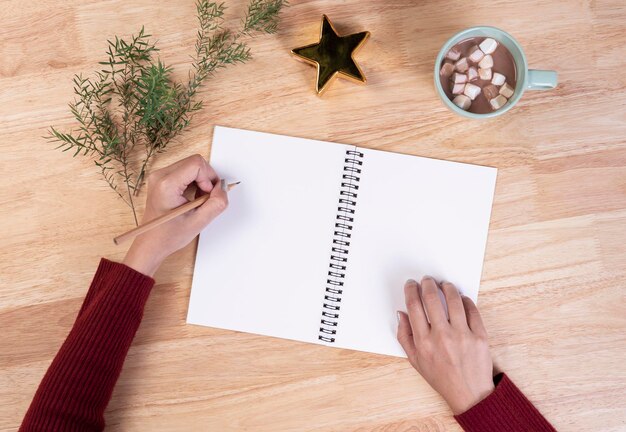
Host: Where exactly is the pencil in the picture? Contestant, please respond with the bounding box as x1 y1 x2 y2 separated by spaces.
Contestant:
113 181 240 245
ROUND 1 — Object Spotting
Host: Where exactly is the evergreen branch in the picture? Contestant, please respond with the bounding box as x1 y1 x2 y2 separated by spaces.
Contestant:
96 162 132 207
243 0 287 34
49 0 287 221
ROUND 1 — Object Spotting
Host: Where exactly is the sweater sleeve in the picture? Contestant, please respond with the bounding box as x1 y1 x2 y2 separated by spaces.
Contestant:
20 258 155 432
454 373 557 432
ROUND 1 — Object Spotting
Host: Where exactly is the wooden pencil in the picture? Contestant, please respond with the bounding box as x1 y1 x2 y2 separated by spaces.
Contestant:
113 181 240 245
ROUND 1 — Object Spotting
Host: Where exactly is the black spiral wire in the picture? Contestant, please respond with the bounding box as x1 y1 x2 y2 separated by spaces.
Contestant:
318 149 364 343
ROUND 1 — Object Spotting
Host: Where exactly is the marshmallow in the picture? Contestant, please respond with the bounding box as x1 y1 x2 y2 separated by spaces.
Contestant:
451 82 465 94
478 68 492 80
455 57 469 73
463 83 481 100
483 84 499 101
452 72 468 83
467 67 478 82
490 95 508 110
446 48 461 61
479 38 498 55
468 46 485 63
452 94 471 110
499 82 515 98
440 62 455 77
491 72 506 86
478 55 493 69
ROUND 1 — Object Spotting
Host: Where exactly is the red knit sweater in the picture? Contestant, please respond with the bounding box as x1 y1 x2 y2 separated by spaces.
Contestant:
20 259 556 431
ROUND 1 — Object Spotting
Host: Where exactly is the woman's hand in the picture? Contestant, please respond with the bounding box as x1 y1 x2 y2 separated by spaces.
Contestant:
397 277 495 415
123 154 228 276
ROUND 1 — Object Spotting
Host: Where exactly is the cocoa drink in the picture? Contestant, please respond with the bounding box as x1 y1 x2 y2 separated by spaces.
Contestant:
439 37 517 114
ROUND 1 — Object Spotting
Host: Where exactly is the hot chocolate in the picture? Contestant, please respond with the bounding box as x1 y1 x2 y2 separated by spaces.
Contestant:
439 37 517 114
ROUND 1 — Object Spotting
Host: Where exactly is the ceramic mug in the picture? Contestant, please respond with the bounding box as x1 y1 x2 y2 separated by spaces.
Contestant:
434 26 557 119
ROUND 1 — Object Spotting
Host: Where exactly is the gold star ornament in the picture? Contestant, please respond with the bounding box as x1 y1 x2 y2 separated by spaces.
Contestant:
291 15 370 95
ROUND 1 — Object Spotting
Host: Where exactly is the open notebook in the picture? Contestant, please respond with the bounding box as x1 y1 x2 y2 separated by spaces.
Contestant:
187 126 497 357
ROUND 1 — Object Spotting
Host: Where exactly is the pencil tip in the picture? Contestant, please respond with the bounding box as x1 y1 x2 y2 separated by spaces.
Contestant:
226 181 241 192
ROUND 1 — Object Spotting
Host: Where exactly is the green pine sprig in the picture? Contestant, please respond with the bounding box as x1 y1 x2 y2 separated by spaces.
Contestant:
243 0 286 34
47 0 287 225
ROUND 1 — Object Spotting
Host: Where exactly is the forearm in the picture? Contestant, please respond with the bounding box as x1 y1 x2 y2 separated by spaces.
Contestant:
454 373 557 432
20 259 154 432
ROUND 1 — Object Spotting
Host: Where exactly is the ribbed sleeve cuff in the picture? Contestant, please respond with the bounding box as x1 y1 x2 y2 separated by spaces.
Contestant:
79 258 154 318
95 258 154 308
454 373 556 432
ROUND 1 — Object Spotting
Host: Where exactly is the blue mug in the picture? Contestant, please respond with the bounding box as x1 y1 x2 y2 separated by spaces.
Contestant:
435 26 558 119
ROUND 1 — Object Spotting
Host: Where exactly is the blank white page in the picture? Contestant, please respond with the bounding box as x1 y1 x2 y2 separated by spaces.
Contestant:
187 127 348 344
336 148 497 357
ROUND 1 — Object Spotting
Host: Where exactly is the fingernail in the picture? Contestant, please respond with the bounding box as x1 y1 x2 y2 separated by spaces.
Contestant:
422 275 433 281
396 311 402 324
406 278 417 285
220 179 227 192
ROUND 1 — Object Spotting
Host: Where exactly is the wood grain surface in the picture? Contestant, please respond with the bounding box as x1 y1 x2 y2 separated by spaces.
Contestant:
1 1 625 431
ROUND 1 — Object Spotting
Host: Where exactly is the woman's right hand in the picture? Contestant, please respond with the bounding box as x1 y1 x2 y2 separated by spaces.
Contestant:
396 277 495 415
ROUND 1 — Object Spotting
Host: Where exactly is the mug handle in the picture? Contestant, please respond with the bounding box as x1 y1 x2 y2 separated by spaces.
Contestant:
527 70 558 90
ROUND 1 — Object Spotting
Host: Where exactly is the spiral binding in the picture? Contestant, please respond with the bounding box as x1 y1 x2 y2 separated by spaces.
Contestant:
318 148 364 343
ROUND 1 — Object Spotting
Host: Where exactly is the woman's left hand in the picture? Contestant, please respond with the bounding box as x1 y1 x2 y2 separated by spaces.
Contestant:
123 154 229 276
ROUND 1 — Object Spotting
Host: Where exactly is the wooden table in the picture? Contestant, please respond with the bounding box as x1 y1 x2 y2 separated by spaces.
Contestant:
1 1 625 430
